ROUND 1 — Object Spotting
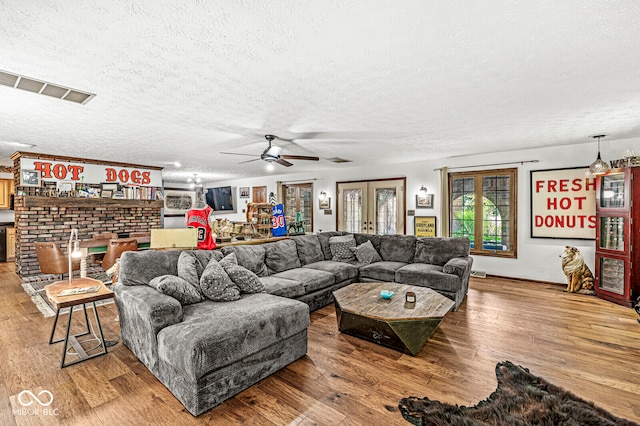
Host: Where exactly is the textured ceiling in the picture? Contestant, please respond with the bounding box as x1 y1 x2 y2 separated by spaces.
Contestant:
0 1 639 182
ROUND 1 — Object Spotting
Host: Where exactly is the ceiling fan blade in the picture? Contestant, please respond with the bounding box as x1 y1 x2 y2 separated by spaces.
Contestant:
220 151 258 157
280 155 320 161
276 158 293 167
238 158 261 164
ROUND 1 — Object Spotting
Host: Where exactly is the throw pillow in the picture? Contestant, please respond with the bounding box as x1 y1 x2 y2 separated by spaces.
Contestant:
199 257 241 302
177 251 213 288
218 252 265 293
350 240 382 265
221 263 265 294
148 275 204 305
330 234 357 262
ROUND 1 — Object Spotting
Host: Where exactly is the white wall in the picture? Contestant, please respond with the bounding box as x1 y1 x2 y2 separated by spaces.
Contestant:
163 137 640 285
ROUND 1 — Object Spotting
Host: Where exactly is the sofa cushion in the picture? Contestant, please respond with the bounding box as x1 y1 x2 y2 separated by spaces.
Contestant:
260 276 306 298
303 260 359 283
292 234 324 265
157 293 309 379
317 231 346 260
218 253 265 294
354 233 382 254
271 268 335 293
199 257 240 302
330 235 357 262
221 245 268 277
395 263 462 293
148 275 204 305
414 237 471 266
119 250 182 286
359 261 408 282
350 240 382 265
178 251 218 288
264 239 302 274
379 235 416 263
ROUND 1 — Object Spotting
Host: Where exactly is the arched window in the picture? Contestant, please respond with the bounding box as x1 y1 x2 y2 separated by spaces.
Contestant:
449 168 517 258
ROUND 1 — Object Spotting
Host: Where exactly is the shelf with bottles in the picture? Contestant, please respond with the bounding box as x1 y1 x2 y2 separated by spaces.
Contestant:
598 216 626 252
598 171 627 209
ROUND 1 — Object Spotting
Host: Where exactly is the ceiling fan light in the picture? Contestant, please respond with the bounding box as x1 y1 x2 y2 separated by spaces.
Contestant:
266 146 282 157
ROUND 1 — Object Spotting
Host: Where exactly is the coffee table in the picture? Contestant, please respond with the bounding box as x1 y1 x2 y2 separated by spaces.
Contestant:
45 278 114 368
333 282 455 356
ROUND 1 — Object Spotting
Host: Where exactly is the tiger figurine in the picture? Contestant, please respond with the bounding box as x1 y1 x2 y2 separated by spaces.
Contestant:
560 246 595 295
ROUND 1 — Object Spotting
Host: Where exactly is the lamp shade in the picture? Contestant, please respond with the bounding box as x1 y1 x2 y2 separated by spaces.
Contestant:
589 135 609 176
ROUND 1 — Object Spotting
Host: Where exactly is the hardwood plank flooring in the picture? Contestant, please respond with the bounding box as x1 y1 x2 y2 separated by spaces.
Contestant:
1 264 639 424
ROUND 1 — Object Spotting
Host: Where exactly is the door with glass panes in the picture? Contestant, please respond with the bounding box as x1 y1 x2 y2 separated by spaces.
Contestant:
337 179 405 234
283 183 313 233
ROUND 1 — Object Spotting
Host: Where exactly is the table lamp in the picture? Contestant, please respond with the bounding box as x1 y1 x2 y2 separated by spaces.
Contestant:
68 228 82 284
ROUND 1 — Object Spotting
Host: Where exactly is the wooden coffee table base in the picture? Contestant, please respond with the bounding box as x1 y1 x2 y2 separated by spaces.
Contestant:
333 282 455 356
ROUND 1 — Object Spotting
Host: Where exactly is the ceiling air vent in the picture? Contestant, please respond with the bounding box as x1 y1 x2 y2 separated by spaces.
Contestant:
326 157 352 163
0 69 95 105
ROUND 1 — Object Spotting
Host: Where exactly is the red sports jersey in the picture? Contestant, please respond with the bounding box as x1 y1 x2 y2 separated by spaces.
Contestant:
186 205 216 250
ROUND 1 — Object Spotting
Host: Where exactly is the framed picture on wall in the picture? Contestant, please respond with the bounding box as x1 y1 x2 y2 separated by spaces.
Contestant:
416 194 434 208
20 169 41 187
319 197 331 210
164 189 196 216
415 216 437 237
239 187 250 198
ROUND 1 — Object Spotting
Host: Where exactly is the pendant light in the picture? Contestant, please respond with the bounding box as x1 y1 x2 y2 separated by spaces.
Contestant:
589 135 609 176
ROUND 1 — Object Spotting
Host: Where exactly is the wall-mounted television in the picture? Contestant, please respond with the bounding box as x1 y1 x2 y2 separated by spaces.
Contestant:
205 186 237 214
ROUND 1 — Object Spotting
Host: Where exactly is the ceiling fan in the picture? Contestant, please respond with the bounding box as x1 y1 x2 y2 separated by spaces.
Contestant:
220 134 320 167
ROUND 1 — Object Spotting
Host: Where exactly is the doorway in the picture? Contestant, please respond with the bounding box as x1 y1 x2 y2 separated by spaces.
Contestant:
337 178 405 234
252 186 267 203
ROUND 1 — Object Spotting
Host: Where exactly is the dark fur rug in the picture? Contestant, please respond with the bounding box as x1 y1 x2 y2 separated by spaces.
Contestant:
399 361 638 426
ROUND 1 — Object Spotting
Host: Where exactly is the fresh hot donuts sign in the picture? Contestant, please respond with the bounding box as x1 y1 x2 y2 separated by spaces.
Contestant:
531 167 596 239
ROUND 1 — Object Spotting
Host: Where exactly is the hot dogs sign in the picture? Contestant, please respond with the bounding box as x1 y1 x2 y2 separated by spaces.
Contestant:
20 158 162 187
530 167 596 239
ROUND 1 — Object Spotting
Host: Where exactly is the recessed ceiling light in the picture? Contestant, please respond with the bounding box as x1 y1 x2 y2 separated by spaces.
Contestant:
0 69 95 105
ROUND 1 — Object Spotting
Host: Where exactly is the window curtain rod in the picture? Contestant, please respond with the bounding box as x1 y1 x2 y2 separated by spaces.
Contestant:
433 159 538 171
277 178 317 184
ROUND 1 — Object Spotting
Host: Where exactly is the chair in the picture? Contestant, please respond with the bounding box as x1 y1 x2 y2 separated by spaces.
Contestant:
102 238 138 272
129 231 151 237
92 232 119 263
34 241 80 280
93 232 119 241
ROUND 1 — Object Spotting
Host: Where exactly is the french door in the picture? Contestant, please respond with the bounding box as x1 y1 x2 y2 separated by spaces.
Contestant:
337 178 405 234
283 183 313 233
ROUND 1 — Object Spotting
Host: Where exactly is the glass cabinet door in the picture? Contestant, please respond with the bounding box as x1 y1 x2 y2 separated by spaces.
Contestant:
599 173 626 208
598 216 625 251
598 256 625 295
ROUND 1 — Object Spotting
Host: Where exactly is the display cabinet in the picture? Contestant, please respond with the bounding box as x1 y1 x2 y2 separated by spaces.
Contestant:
595 168 640 307
246 202 273 238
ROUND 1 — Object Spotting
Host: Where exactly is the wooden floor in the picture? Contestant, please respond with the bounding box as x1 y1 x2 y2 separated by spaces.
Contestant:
1 262 639 425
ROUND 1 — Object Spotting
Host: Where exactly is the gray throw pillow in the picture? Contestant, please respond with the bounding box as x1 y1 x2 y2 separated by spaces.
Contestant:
148 275 204 305
330 235 357 262
199 257 240 302
177 251 214 288
219 253 265 294
350 240 382 265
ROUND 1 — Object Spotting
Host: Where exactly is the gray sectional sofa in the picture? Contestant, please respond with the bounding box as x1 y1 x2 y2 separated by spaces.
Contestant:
114 232 472 416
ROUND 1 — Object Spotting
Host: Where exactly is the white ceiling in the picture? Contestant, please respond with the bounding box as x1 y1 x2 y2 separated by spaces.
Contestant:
0 1 639 183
